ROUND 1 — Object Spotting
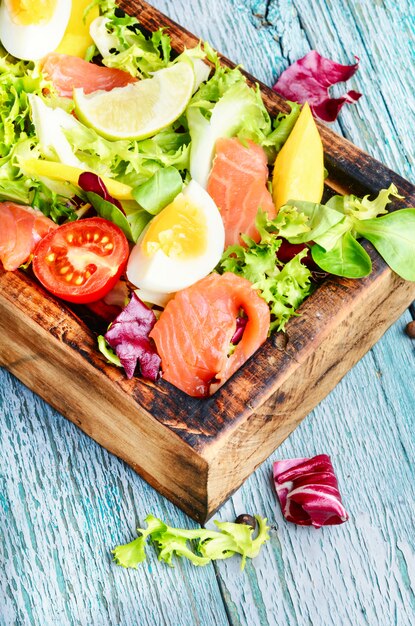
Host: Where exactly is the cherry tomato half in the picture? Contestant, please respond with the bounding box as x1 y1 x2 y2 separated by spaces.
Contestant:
32 217 129 304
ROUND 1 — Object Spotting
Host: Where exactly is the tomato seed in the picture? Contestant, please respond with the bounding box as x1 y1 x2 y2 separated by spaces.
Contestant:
104 243 113 250
59 266 70 274
65 273 73 282
101 236 109 244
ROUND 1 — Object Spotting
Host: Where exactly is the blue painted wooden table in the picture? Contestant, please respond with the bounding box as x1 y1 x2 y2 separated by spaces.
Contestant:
1 1 415 625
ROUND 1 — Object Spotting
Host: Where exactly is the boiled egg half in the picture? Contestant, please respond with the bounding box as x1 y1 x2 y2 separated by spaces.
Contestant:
0 0 72 60
127 180 225 294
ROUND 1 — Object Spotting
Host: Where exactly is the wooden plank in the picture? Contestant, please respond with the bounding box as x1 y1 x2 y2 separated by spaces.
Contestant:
1 0 415 523
0 368 230 626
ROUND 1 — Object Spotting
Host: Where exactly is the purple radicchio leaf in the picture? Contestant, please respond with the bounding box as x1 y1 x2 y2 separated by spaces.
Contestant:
273 454 349 528
79 172 125 214
231 315 248 345
105 293 161 381
273 50 362 122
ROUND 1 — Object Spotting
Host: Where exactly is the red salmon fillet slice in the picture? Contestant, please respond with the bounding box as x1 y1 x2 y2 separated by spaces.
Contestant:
41 53 137 98
207 137 276 247
150 272 270 397
0 202 58 271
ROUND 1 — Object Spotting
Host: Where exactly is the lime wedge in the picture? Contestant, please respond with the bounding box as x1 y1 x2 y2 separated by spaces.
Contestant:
73 63 194 141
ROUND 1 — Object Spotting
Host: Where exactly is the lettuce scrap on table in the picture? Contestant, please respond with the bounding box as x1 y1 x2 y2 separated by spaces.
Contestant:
112 513 270 570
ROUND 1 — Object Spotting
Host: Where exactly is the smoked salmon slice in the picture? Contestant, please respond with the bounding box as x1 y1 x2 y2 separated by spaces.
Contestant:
0 202 58 271
41 53 137 98
150 272 270 397
207 137 276 248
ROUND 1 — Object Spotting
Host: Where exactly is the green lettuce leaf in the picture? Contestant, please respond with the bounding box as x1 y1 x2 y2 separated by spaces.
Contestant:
354 208 415 281
112 515 166 569
311 231 372 278
97 335 121 367
86 191 136 240
329 183 403 221
0 51 79 221
90 4 171 78
262 101 301 157
281 200 347 245
200 516 269 569
112 514 269 570
132 166 183 215
218 211 313 331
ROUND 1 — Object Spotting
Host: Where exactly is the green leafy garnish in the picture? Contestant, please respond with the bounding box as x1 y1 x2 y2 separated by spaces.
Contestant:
218 211 313 331
91 2 171 78
132 166 183 215
354 209 415 281
97 335 121 367
112 514 269 570
279 184 415 281
311 232 372 278
0 53 77 221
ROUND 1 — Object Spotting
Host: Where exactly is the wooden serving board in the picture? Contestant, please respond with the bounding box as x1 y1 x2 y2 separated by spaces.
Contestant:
1 0 415 523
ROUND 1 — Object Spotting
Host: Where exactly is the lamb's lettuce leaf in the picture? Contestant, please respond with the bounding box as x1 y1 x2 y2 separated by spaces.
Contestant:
132 166 183 215
354 209 415 281
311 232 372 278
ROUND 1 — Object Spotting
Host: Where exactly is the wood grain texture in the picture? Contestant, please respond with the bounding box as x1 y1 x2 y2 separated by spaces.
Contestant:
1 0 415 625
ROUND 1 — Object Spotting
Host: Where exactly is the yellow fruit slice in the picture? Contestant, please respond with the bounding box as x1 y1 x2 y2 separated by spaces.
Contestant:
272 102 324 210
55 0 99 58
21 159 133 200
73 62 195 141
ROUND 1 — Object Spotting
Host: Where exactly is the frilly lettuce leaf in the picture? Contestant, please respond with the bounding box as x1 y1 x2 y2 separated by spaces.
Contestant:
328 183 403 221
112 514 269 570
218 210 313 331
89 3 171 78
278 199 347 247
112 515 166 569
200 516 270 569
262 101 301 155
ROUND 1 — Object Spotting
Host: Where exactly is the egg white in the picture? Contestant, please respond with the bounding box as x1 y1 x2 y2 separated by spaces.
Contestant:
0 0 72 60
127 180 225 295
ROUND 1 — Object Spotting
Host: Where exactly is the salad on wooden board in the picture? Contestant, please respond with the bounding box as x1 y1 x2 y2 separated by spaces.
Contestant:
1 0 415 398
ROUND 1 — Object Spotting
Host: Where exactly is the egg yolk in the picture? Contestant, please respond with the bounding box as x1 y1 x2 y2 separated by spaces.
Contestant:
142 194 207 259
6 0 58 25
